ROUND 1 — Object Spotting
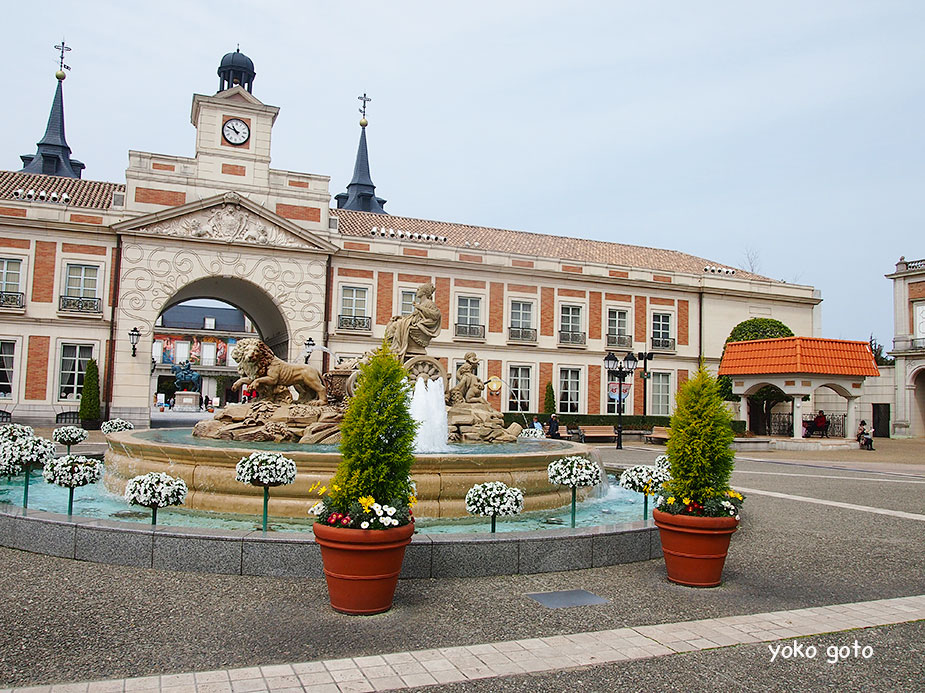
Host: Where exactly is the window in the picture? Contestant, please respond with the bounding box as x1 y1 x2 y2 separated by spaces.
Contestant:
400 290 416 316
560 305 581 332
152 340 164 364
0 341 14 398
457 296 481 325
652 313 671 341
340 286 368 316
59 344 93 400
155 315 163 327
201 342 217 367
508 365 531 412
651 372 671 416
175 341 191 363
608 308 628 335
65 264 99 298
203 316 216 330
510 301 533 329
0 259 22 293
559 367 581 413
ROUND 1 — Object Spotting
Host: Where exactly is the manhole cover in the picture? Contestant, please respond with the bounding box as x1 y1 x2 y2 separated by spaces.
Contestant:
524 589 609 609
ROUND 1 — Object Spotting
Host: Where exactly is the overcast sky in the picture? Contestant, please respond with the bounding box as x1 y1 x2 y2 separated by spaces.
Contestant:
4 1 922 348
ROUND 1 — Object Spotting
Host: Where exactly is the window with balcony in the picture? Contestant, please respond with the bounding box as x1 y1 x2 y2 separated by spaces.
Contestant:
0 259 23 308
455 296 484 338
559 367 581 413
509 300 536 342
559 305 585 345
651 372 671 416
400 290 416 316
0 341 14 399
152 340 164 365
508 365 531 412
201 342 217 367
651 313 675 350
59 344 93 400
607 308 632 348
61 264 101 313
175 341 191 363
339 286 371 330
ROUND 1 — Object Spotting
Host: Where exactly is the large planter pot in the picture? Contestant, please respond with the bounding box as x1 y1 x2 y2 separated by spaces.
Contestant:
312 521 415 615
653 509 739 587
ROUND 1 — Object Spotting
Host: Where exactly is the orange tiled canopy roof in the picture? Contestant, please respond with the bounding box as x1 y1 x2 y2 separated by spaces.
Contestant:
718 337 880 377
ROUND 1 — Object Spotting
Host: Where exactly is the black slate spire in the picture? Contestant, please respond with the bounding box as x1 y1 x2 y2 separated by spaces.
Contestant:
20 71 85 179
335 96 387 214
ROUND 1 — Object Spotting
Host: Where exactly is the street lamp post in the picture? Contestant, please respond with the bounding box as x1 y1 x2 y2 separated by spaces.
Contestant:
604 351 638 450
635 352 654 418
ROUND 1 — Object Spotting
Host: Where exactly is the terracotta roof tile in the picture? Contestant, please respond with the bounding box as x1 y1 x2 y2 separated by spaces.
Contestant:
0 170 123 210
718 337 880 377
331 208 769 280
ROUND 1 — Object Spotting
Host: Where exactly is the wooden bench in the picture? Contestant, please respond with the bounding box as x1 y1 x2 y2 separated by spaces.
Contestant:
646 426 671 444
55 411 80 424
578 425 617 443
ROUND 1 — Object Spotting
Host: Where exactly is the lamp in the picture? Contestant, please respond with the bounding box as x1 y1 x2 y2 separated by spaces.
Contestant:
128 326 141 358
604 351 638 450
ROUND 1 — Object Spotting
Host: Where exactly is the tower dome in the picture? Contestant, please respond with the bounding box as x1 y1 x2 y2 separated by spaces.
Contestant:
217 48 256 94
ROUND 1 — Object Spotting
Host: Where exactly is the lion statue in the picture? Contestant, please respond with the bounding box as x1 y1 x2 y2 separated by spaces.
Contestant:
231 338 326 405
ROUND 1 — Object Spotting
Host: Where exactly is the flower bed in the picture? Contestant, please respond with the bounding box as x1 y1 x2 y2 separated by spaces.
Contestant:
101 419 135 435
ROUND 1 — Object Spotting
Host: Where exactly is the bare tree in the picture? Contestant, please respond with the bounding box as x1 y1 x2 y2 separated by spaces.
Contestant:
743 247 761 274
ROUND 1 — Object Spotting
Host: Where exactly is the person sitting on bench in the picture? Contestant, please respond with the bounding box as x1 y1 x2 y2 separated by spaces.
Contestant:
805 410 829 437
857 420 874 450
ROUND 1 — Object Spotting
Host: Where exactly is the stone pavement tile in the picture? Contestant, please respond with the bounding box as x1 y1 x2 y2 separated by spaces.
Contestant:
368 676 403 692
475 652 512 666
387 661 425 677
227 670 262 682
410 649 444 663
195 672 231 684
296 671 333 687
161 686 197 693
52 685 90 693
196 684 233 693
329 669 365 684
515 657 556 673
266 689 302 693
356 666 393 680
161 674 196 688
86 682 124 693
259 666 294 679
436 647 469 658
443 655 481 669
430 668 467 685
514 638 547 650
420 659 455 673
351 656 386 669
457 667 495 680
539 635 573 648
335 680 373 693
492 641 524 653
322 659 355 672
301 684 338 693
261 676 299 690
398 673 437 688
485 662 525 677
664 642 700 653
230 680 267 693
15 687 53 693
464 644 498 656
381 653 415 665
291 663 325 676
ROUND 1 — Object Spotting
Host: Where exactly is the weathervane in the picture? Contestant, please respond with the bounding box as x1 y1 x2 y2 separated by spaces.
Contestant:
54 39 72 72
358 93 371 118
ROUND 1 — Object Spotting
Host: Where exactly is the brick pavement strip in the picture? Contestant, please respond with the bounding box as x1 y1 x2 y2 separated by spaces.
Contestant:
8 595 924 693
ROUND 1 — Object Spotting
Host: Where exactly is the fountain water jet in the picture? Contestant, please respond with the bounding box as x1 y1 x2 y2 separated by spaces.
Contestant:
410 377 452 453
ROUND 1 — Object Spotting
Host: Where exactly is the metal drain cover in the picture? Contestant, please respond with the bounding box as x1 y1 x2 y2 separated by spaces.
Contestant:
524 589 609 609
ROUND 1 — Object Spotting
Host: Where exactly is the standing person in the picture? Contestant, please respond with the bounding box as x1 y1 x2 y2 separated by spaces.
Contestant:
547 413 561 439
857 420 874 450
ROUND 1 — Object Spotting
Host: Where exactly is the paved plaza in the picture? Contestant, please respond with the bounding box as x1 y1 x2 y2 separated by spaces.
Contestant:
1 440 923 691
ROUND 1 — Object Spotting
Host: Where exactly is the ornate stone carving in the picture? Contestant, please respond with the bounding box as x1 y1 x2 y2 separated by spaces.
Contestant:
384 283 441 360
138 203 309 249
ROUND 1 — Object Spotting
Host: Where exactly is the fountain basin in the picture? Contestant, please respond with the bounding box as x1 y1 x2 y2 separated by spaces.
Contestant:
103 430 595 519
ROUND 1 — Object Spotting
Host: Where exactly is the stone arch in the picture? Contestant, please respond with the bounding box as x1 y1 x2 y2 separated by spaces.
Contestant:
741 381 783 397
813 381 854 399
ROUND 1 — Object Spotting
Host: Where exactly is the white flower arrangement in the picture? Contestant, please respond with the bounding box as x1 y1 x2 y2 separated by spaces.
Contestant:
465 481 525 517
53 426 89 448
362 502 400 528
655 454 670 472
720 499 741 521
518 428 545 439
42 455 103 488
618 462 671 496
100 419 135 434
547 455 602 488
0 424 35 444
124 472 188 508
0 436 56 477
235 451 297 487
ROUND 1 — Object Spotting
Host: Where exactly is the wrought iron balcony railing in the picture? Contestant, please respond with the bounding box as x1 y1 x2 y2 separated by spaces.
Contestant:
0 291 24 308
558 330 586 345
59 295 102 313
508 326 537 342
651 337 676 351
455 323 485 339
606 333 633 348
337 315 372 331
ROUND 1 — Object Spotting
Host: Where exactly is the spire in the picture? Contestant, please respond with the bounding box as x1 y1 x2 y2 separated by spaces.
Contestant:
334 93 387 214
19 42 85 179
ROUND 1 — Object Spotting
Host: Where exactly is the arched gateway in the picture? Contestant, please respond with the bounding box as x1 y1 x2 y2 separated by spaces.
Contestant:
108 192 337 424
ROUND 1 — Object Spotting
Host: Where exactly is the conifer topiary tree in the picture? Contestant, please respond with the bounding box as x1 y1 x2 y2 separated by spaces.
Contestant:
544 381 556 415
78 359 101 423
326 342 417 513
662 362 736 505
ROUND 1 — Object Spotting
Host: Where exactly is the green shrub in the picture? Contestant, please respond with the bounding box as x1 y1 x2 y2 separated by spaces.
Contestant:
325 342 417 514
78 359 101 421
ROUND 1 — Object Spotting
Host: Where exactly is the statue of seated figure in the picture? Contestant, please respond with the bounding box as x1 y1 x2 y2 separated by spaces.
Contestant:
384 283 442 360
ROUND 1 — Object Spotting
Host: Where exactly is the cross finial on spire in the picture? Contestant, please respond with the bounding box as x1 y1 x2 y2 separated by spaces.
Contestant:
54 39 72 72
358 92 371 118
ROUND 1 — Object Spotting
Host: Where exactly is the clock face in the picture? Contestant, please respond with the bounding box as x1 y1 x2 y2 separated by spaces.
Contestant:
222 118 250 145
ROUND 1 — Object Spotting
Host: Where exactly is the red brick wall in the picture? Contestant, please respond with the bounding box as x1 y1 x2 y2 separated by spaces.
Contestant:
540 287 555 336
633 370 644 416
109 247 119 307
589 291 602 340
539 362 553 411
32 241 56 303
605 292 631 302
677 369 689 391
0 207 27 218
609 270 629 278
343 241 369 251
135 188 186 206
399 273 431 284
288 180 310 188
276 203 321 222
562 265 582 274
25 336 50 400
455 279 485 288
653 274 672 283
337 268 374 279
488 359 502 411
512 259 534 268
221 163 246 176
376 272 393 325
489 282 504 334
435 277 450 329
402 248 428 257
508 283 537 293
635 296 647 343
558 288 586 298
151 162 175 171
0 237 30 249
459 253 483 263
69 214 103 225
678 300 689 346
588 364 601 415
650 297 674 306
62 243 106 256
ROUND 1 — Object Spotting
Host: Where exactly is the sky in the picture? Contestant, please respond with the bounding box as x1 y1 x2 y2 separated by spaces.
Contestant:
3 1 923 348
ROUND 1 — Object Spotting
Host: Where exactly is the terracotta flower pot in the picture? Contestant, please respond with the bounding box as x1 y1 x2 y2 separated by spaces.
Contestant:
653 509 739 587
312 522 414 615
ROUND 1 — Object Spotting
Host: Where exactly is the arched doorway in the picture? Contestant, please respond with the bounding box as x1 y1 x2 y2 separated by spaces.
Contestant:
741 382 789 436
913 369 925 437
